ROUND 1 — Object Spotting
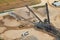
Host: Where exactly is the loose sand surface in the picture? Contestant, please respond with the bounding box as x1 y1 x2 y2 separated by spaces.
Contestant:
0 0 60 40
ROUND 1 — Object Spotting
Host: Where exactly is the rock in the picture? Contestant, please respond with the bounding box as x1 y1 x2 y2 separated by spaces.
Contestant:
0 27 7 33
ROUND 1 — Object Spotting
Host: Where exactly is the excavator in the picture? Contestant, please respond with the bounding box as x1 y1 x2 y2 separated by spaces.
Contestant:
8 3 60 40
25 3 60 40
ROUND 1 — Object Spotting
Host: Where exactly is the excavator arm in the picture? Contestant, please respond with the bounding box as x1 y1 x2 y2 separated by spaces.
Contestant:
25 5 43 23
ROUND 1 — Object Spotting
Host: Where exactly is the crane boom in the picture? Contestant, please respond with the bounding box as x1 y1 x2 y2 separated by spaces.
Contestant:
46 3 50 24
25 5 42 22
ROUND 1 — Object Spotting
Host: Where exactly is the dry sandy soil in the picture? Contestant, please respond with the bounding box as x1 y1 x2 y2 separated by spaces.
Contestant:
0 0 60 40
0 0 40 12
0 6 60 40
0 7 55 40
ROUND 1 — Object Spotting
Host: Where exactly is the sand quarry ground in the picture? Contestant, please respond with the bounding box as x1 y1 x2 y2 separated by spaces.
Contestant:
0 0 60 40
0 0 40 12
